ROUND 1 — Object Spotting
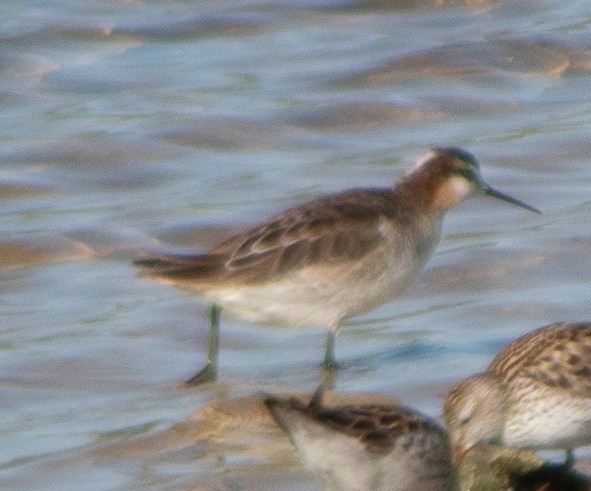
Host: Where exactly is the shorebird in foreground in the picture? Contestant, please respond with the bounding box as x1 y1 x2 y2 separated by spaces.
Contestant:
265 391 458 491
134 147 540 384
443 322 591 465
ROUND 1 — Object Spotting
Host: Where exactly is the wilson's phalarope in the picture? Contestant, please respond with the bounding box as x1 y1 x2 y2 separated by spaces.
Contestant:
443 322 591 465
135 147 540 383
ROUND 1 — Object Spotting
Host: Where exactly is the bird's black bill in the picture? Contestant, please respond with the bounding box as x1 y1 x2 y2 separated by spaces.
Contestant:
483 185 541 214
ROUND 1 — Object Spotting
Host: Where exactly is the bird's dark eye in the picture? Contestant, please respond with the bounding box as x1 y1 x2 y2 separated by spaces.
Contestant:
457 167 475 182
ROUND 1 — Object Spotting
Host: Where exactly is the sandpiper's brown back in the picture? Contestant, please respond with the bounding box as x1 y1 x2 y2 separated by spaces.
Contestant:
487 322 591 398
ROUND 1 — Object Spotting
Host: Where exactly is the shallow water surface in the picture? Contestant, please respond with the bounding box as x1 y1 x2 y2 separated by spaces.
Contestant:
2 0 591 489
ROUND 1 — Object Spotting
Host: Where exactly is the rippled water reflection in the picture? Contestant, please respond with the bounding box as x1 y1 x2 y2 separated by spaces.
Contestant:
2 0 591 489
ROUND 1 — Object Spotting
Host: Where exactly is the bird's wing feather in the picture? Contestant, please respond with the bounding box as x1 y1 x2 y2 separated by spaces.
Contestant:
488 322 591 398
265 396 443 455
136 189 399 285
133 252 225 279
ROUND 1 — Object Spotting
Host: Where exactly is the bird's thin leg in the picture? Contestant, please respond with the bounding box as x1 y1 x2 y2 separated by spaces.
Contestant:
186 304 221 385
565 448 574 468
323 322 339 371
308 383 326 412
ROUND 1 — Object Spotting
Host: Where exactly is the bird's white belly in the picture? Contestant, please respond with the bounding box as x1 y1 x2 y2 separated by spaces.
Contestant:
200 244 424 329
504 384 591 449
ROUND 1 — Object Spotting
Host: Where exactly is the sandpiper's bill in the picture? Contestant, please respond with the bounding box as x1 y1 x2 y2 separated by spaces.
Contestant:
134 147 540 383
265 392 458 491
443 322 591 464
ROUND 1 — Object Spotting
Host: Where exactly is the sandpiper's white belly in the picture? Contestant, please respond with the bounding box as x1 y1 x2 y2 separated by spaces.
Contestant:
504 380 591 449
293 422 454 491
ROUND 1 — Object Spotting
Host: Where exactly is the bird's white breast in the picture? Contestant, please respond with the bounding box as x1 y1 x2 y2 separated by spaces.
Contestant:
504 381 591 449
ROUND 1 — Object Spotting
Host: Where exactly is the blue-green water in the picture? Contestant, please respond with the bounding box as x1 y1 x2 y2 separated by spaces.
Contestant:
2 0 591 489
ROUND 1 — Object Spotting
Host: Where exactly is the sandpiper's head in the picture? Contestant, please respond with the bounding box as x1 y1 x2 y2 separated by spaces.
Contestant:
442 374 505 462
408 147 541 214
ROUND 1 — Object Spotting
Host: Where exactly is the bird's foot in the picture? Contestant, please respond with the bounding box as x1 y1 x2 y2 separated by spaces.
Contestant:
185 363 216 386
